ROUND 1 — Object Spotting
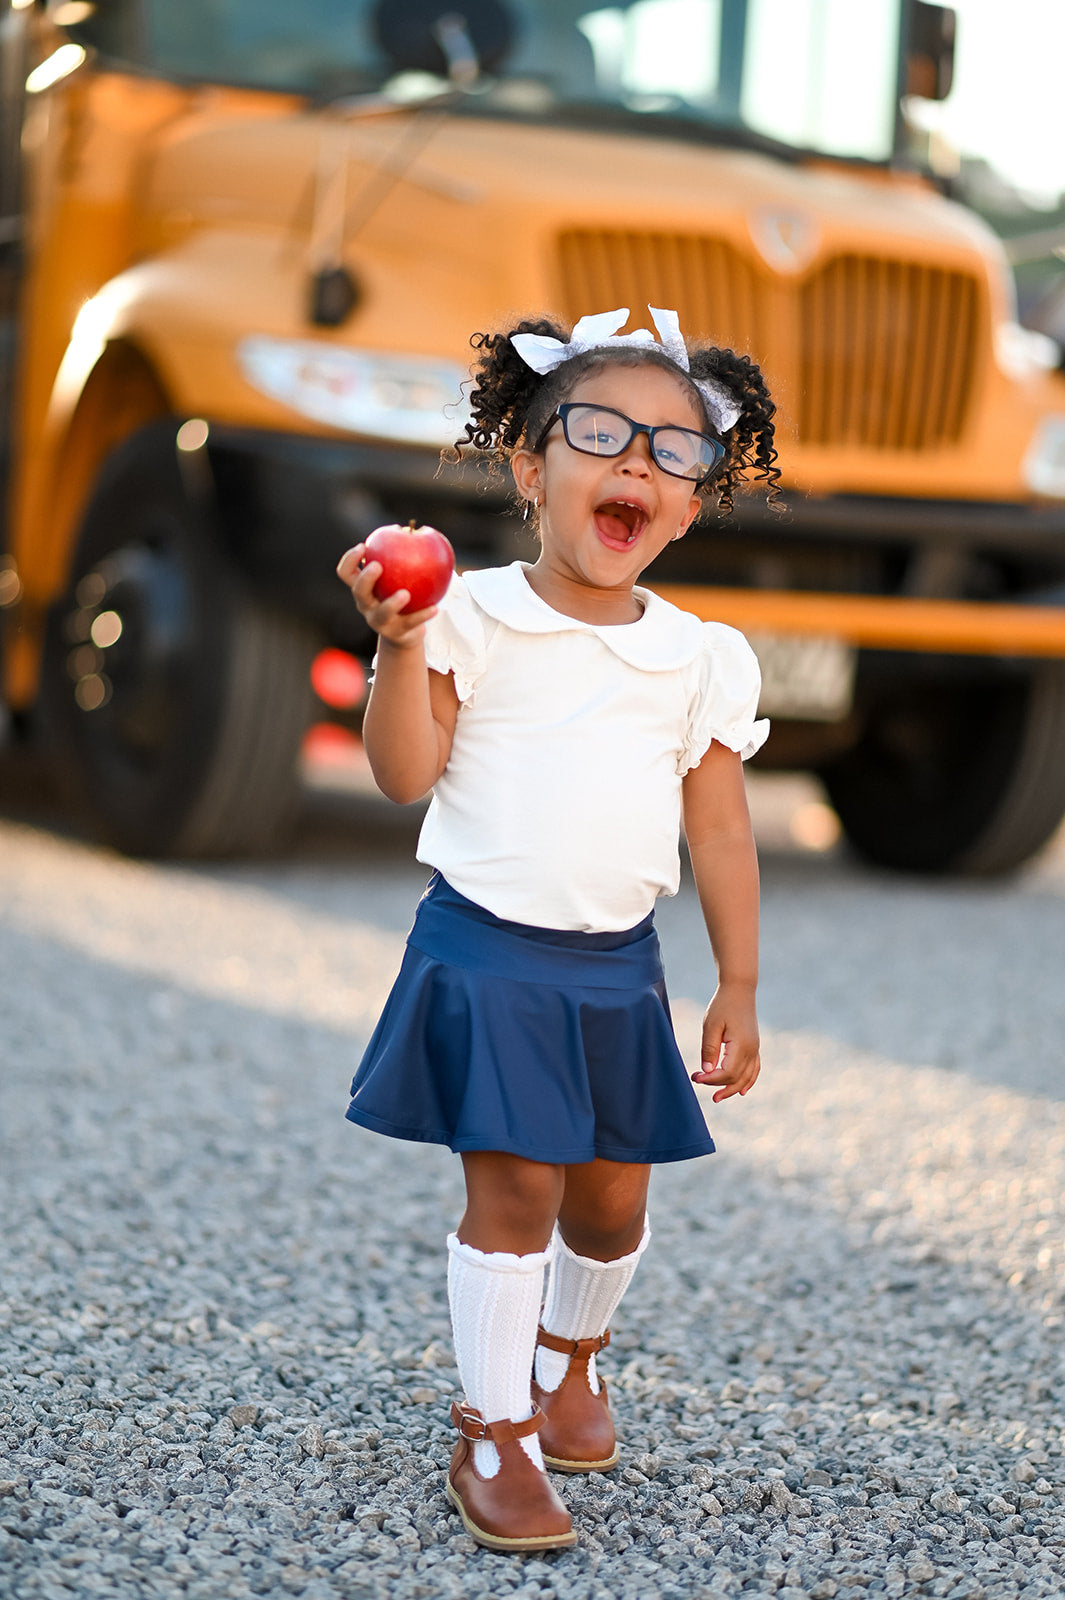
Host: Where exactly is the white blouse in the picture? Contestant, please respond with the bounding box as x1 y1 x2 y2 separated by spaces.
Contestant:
415 562 768 932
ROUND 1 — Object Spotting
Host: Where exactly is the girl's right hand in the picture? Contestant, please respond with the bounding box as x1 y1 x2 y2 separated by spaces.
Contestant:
336 543 438 649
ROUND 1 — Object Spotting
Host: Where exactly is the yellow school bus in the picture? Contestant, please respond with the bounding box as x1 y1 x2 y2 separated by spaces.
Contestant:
2 0 1065 868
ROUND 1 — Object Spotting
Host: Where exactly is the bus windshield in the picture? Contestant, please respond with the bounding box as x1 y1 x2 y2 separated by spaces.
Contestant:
85 0 904 164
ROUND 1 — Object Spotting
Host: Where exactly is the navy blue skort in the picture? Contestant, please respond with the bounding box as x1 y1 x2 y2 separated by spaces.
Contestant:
345 874 714 1165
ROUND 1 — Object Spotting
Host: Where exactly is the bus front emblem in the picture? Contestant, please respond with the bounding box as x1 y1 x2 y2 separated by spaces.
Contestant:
749 209 820 273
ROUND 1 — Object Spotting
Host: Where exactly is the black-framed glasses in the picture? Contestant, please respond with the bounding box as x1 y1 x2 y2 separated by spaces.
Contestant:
538 403 726 484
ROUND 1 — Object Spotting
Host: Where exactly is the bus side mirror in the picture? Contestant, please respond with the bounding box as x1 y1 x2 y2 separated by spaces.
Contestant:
906 1 956 101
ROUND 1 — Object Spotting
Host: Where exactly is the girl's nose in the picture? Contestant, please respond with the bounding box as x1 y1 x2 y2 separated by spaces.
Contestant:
617 435 654 474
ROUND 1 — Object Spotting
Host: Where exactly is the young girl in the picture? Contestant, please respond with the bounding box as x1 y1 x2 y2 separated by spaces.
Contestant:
337 305 778 1553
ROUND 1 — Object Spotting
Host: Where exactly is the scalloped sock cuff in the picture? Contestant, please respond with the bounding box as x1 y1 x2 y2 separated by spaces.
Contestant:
446 1233 550 1478
535 1218 651 1394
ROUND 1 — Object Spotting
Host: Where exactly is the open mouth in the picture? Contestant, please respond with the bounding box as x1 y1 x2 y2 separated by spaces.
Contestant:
593 500 648 546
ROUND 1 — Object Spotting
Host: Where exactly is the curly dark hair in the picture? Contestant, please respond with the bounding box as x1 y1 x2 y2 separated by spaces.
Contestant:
449 314 782 516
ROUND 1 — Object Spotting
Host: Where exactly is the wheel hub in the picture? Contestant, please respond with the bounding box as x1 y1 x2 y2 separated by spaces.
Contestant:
62 540 195 765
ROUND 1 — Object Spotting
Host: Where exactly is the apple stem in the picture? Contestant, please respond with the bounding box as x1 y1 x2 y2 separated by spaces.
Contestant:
407 518 417 531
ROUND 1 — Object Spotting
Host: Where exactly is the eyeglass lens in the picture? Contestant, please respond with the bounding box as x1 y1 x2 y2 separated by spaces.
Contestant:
559 404 721 482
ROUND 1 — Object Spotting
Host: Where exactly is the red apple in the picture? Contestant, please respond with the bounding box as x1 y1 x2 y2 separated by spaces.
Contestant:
359 519 455 614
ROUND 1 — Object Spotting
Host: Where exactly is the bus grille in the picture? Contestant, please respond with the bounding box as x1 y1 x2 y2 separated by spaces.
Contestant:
797 256 981 450
554 230 983 451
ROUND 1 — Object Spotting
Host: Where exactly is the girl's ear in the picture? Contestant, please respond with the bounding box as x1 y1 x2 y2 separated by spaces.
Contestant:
511 448 544 506
678 492 701 535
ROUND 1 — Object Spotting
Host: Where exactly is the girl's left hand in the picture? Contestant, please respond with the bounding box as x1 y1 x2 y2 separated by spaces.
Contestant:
691 984 761 1102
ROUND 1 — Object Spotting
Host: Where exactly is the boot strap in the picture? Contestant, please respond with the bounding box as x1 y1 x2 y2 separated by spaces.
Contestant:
450 1400 545 1444
536 1326 610 1358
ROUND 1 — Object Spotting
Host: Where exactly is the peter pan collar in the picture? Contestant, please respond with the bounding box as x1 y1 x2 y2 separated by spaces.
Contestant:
464 562 704 672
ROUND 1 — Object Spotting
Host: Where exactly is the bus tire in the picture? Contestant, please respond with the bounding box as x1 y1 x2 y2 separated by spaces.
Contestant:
821 662 1065 875
44 423 315 857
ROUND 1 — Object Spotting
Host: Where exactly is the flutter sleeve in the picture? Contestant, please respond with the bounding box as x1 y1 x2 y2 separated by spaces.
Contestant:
678 622 770 773
420 572 488 702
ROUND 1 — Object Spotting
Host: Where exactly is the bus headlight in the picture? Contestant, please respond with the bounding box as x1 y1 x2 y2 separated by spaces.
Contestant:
237 337 469 447
1024 417 1065 498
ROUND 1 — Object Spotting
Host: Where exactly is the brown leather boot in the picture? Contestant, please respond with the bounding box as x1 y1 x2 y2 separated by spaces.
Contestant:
445 1401 576 1552
530 1327 619 1473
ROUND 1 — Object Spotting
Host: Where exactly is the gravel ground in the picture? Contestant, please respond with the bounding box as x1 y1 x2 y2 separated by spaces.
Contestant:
2 783 1065 1600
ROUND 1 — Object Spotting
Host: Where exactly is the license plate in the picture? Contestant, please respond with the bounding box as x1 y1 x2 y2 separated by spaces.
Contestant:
747 632 856 722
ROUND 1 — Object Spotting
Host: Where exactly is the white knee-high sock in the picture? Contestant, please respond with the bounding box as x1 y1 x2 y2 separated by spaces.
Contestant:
535 1218 651 1395
446 1233 550 1478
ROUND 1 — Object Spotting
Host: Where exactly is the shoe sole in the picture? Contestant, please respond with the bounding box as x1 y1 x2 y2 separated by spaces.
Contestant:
445 1480 577 1551
542 1449 620 1474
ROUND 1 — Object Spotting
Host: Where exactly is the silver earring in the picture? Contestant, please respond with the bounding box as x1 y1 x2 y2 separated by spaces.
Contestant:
522 495 541 523
671 529 685 541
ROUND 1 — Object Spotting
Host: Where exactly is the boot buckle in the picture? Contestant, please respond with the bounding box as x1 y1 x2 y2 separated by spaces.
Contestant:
451 1402 488 1441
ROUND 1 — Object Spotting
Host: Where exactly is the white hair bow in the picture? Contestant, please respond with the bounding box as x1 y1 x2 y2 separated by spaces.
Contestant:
510 305 742 435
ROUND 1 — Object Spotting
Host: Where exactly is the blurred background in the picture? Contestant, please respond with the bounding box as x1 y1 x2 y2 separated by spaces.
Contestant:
1 0 1065 876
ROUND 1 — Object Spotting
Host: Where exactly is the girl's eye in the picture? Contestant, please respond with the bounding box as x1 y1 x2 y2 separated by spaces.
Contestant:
573 416 622 450
655 430 698 470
